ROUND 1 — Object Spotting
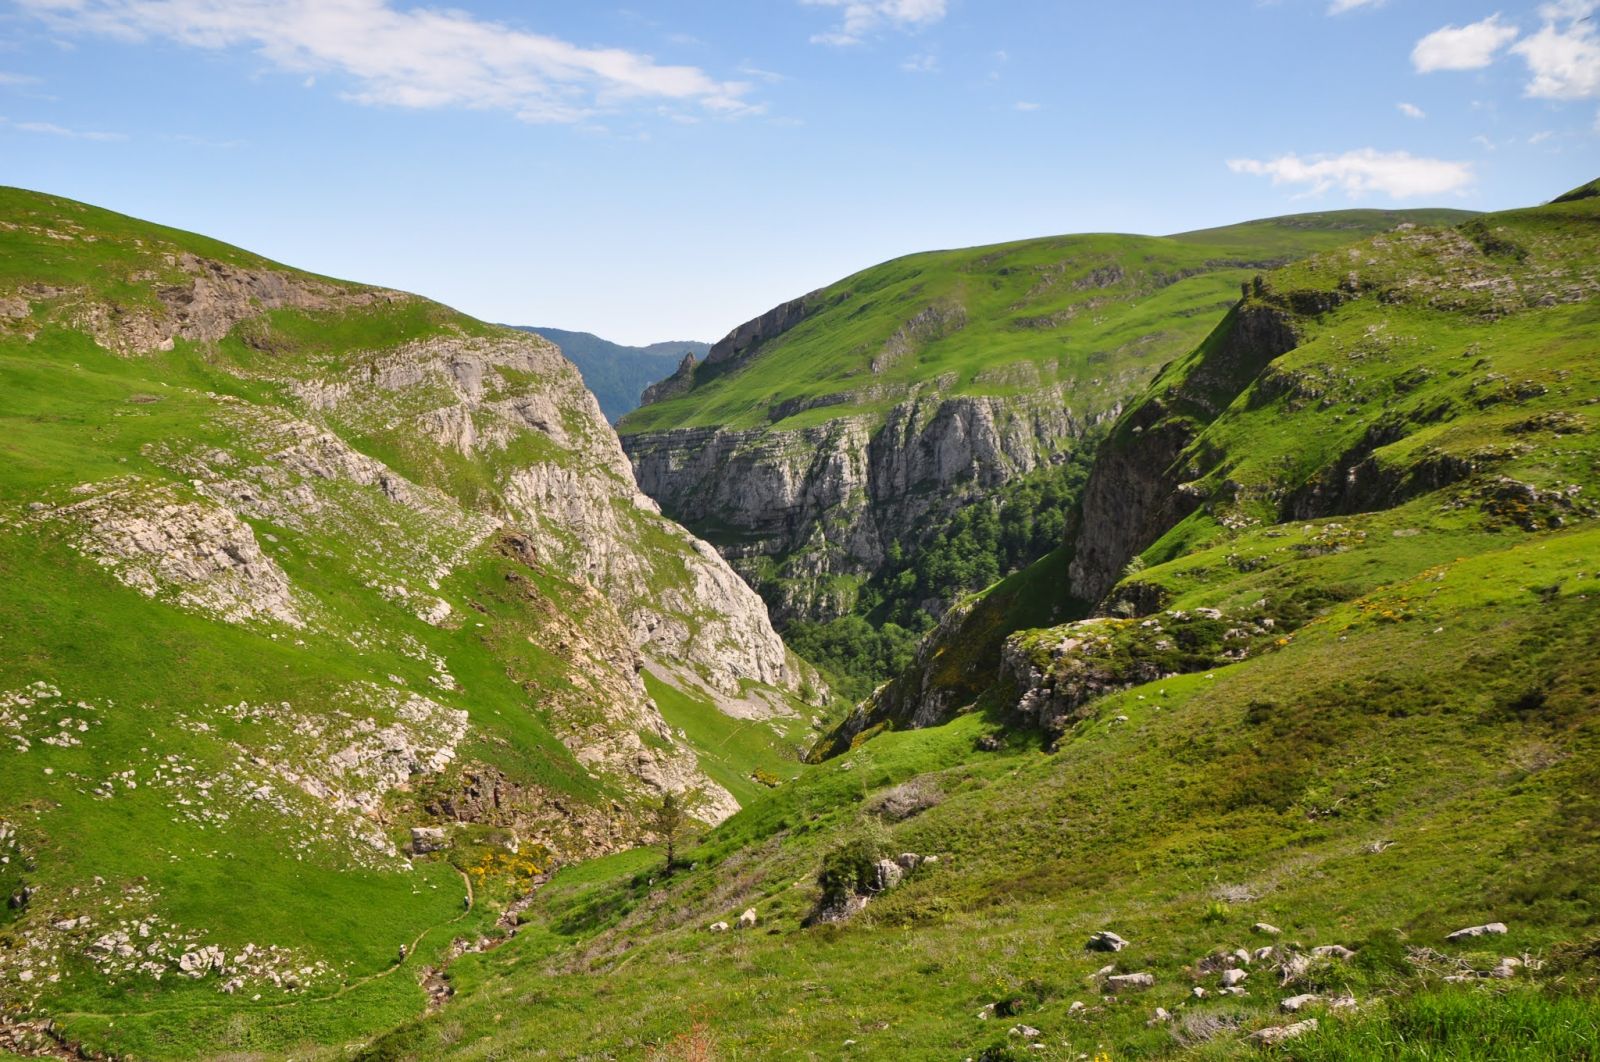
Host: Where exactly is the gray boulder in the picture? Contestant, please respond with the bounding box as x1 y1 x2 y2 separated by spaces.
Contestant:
1087 931 1130 952
870 859 904 892
1447 922 1508 942
1106 972 1155 991
410 826 448 854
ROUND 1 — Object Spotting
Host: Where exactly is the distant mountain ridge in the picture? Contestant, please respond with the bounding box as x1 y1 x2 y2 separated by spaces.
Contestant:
514 326 709 422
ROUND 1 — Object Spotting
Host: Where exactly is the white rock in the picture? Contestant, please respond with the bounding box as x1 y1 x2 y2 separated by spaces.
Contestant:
1087 931 1129 952
1281 993 1321 1012
1106 972 1155 991
1253 922 1282 936
737 908 758 930
1250 1019 1318 1046
1221 968 1248 987
1447 922 1508 942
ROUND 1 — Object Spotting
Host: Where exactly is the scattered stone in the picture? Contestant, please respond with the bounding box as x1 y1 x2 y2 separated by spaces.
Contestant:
1093 964 1116 978
1232 948 1253 966
1253 946 1276 962
1491 957 1521 979
1087 931 1129 952
1250 1019 1318 1046
1447 923 1508 942
737 908 758 930
1009 1025 1041 1040
1253 922 1282 936
870 859 904 892
1147 1007 1172 1027
1221 987 1248 997
1221 969 1248 988
894 852 924 871
1106 972 1155 991
1278 953 1312 986
1069 1001 1086 1014
1329 996 1358 1011
1281 993 1321 1013
708 921 729 933
1191 987 1208 999
977 1003 996 1021
1313 945 1356 960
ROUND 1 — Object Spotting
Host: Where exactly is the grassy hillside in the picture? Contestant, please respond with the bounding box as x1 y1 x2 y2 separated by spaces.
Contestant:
0 188 802 1059
620 209 1474 435
360 190 1599 1060
516 327 707 423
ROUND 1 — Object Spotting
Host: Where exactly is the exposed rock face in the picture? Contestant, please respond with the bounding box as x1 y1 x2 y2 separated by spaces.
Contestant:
37 479 305 628
34 252 396 356
293 332 794 695
1068 302 1299 605
625 383 1110 623
704 290 824 367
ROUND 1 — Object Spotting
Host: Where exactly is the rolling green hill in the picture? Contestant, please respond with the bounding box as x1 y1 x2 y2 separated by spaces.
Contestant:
616 208 1477 632
357 187 1600 1061
622 209 1474 435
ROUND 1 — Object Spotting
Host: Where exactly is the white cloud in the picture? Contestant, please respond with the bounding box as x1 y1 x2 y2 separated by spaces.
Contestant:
0 116 127 140
1228 148 1474 198
1528 129 1554 143
1412 15 1520 73
900 53 939 73
1510 5 1600 99
1328 0 1384 14
1013 101 1041 112
13 0 758 123
0 72 41 85
802 0 947 46
1397 101 1426 118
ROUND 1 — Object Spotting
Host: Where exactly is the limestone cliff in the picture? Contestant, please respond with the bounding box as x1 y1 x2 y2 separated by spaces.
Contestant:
625 383 1116 623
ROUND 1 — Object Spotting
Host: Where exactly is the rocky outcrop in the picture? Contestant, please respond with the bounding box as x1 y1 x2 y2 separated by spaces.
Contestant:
704 290 824 367
293 332 795 695
639 352 698 406
37 478 305 628
625 383 1111 623
1068 300 1300 603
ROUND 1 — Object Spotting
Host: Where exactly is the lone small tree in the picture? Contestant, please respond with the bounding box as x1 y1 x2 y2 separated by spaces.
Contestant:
653 791 688 873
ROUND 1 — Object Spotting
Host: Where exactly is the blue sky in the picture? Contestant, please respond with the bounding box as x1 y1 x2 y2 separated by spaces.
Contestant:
1 1 1596 344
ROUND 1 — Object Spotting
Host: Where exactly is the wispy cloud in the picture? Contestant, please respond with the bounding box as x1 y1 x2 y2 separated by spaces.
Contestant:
1412 15 1520 73
900 52 939 73
1328 0 1384 14
802 0 947 46
0 116 127 141
0 72 41 85
1013 100 1041 112
1397 101 1426 119
13 0 760 123
1510 1 1600 99
1228 148 1473 198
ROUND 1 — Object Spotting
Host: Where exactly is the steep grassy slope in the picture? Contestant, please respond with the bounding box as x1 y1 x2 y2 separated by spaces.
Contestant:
515 328 707 423
0 188 812 1059
360 190 1599 1060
